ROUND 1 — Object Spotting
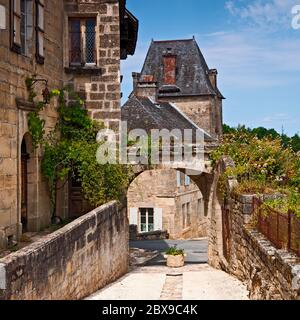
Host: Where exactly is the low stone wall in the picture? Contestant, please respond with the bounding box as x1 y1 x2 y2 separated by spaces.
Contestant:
129 225 169 241
225 194 300 300
0 201 128 300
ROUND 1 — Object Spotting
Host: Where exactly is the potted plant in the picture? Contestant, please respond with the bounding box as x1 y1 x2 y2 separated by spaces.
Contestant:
164 245 186 268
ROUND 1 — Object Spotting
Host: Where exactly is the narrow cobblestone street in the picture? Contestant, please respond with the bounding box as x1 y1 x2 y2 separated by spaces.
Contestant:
86 239 249 300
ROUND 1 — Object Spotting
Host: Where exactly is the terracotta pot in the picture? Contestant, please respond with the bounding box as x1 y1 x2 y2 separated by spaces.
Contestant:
164 254 185 268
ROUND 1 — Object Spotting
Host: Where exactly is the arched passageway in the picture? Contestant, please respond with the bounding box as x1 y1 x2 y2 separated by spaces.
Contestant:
127 160 232 269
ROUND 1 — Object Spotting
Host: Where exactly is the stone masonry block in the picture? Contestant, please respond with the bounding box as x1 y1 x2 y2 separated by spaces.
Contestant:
0 263 6 289
242 203 254 215
239 194 256 204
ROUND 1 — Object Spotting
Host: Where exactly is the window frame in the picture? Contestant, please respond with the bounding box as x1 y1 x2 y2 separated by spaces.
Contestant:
10 0 38 60
35 0 44 64
10 0 21 53
139 208 154 233
68 17 97 67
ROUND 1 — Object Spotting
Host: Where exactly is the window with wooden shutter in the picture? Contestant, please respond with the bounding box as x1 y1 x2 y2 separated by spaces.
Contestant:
36 0 44 63
11 0 21 52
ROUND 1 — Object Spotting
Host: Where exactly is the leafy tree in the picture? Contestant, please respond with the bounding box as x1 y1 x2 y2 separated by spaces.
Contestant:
223 124 300 152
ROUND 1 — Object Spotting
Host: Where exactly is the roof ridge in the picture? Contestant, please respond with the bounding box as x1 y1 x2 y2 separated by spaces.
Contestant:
152 38 194 43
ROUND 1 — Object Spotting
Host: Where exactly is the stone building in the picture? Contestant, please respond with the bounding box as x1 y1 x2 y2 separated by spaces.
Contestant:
123 38 223 239
0 0 138 248
127 169 206 239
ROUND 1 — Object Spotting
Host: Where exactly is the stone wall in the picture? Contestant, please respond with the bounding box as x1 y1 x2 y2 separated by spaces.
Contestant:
208 187 300 300
159 95 223 138
129 225 169 241
206 157 300 300
225 194 300 300
0 201 128 300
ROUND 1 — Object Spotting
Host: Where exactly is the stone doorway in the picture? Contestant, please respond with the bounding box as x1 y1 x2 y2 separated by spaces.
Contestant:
21 138 29 232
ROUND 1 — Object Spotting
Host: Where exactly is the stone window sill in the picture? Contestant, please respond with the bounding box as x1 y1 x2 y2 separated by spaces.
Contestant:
64 66 102 75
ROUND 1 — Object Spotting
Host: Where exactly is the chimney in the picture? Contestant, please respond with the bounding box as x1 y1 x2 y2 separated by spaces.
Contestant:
132 72 140 91
208 69 218 89
163 53 177 85
134 75 158 101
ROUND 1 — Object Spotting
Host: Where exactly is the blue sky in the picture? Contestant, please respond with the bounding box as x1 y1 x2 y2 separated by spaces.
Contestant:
121 0 300 136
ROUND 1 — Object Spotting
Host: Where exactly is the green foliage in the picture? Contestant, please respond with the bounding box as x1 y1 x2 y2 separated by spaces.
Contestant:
223 124 300 152
25 80 130 216
213 128 300 216
263 190 300 218
165 245 185 256
27 112 45 148
25 76 37 102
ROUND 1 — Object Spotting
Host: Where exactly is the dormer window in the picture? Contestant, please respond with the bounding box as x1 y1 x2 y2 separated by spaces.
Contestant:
69 17 96 66
163 54 177 85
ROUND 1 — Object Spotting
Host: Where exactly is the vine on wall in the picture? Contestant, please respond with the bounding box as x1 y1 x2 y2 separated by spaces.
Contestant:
25 76 130 218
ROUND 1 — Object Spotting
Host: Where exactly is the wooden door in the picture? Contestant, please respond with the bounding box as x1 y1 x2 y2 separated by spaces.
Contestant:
69 174 93 218
21 152 29 232
222 206 231 261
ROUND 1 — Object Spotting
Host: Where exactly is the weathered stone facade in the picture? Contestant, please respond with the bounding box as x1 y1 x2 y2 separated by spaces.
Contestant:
0 0 138 248
127 169 207 239
0 201 128 300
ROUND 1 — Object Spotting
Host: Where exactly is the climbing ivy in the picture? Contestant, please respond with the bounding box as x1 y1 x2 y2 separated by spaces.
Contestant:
25 77 130 218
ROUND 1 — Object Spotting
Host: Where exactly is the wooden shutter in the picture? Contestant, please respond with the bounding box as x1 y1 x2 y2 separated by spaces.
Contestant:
185 175 190 186
36 0 44 63
0 5 6 30
11 0 21 52
176 171 181 187
129 208 138 226
154 208 163 231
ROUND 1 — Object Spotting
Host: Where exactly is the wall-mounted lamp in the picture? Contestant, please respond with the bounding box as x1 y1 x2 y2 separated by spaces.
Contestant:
31 79 50 104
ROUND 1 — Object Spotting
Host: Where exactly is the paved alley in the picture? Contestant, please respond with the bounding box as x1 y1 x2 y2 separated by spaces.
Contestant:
86 239 249 300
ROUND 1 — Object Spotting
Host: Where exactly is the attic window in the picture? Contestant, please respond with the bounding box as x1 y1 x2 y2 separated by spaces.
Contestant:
163 55 176 85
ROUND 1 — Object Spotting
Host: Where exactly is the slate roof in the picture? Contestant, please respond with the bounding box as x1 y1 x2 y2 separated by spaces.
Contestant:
121 96 213 142
139 38 224 99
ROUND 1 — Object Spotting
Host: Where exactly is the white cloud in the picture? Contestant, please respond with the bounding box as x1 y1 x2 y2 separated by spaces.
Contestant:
197 30 300 89
225 0 296 30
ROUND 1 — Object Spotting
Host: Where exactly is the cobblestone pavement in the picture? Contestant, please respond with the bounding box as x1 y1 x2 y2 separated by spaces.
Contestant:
86 238 249 300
